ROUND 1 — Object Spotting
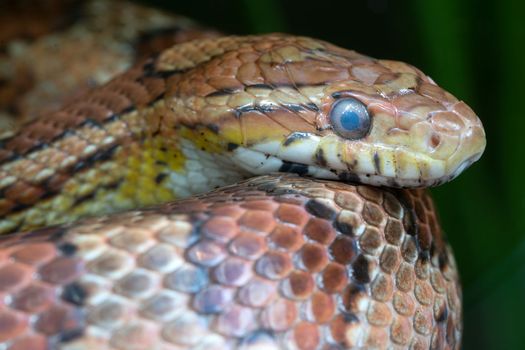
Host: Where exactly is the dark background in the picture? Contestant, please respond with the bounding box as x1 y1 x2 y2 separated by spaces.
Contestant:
145 0 524 348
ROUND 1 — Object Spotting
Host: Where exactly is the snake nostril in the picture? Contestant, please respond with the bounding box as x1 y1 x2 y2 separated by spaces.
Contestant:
430 133 441 149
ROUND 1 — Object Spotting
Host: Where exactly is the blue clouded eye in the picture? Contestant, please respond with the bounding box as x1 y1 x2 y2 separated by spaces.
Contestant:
329 97 371 139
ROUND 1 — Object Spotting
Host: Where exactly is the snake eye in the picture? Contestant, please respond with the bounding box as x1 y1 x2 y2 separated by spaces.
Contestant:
329 97 371 139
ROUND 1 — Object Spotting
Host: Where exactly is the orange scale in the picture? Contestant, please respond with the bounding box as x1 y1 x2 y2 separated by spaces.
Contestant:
299 243 329 273
239 210 276 234
6 333 48 350
0 310 29 343
240 199 279 212
320 262 348 294
269 224 305 252
200 216 239 243
211 204 245 219
328 236 356 265
0 262 34 294
34 303 84 337
304 291 336 324
281 270 315 300
287 321 320 350
275 203 310 227
304 218 336 245
9 242 58 266
38 256 84 285
11 282 56 314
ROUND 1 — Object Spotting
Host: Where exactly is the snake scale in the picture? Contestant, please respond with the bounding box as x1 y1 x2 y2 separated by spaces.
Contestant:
0 1 486 349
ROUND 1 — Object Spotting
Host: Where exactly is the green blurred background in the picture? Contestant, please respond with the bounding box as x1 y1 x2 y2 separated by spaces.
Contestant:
148 0 524 348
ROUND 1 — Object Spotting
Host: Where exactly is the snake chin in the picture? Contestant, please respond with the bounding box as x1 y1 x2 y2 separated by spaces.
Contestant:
449 152 483 181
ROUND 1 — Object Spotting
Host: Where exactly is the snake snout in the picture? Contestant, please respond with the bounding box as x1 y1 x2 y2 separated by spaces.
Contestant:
435 101 486 180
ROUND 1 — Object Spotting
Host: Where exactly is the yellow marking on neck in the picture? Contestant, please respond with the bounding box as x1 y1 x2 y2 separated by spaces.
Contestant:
0 135 187 234
178 126 231 153
114 135 186 206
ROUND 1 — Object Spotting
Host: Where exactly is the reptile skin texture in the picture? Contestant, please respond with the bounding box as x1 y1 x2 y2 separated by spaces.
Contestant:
0 0 219 132
0 34 485 234
0 174 461 349
0 1 487 349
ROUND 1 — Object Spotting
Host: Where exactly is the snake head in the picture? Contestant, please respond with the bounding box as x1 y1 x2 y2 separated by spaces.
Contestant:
307 57 487 187
164 34 486 187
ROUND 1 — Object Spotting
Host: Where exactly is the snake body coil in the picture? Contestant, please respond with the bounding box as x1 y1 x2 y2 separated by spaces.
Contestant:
0 1 485 349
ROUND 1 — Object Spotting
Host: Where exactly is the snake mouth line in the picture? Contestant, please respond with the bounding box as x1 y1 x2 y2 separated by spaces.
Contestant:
229 146 461 189
230 146 337 180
